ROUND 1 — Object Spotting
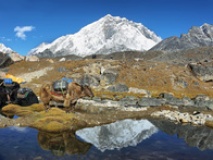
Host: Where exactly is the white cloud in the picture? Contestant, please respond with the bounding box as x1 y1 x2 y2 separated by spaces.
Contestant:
0 36 11 41
14 26 35 40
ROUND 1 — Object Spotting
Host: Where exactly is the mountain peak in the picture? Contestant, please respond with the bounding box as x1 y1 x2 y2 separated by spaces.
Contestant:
201 23 212 28
29 15 162 58
0 43 24 62
101 14 127 22
150 23 213 52
102 14 114 19
0 43 13 53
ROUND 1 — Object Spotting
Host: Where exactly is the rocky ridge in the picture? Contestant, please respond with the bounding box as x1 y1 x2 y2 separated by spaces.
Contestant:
150 23 213 52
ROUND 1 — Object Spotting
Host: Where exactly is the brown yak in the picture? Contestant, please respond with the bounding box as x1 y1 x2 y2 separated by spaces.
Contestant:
39 82 94 110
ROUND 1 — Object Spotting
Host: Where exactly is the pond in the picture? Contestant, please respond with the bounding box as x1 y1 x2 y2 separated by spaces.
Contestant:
0 119 213 160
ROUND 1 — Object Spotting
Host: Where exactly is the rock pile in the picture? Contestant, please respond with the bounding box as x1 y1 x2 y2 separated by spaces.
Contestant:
151 110 213 125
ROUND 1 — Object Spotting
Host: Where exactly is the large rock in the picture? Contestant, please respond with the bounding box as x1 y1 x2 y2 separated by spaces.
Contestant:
25 55 39 62
187 62 213 82
79 74 100 86
100 64 119 86
138 97 165 107
83 62 102 75
106 84 129 92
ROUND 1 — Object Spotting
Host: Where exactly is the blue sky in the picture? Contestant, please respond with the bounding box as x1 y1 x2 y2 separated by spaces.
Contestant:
0 0 213 55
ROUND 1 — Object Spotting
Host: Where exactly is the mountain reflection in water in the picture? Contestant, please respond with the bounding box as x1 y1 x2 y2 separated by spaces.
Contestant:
0 119 213 159
76 119 158 152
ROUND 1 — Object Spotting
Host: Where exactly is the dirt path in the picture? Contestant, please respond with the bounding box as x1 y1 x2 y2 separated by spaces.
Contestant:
20 67 53 83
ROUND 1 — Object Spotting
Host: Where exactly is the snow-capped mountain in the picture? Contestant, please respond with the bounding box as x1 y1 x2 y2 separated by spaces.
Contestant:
0 43 24 62
29 14 162 58
0 43 13 53
150 23 213 52
76 119 158 152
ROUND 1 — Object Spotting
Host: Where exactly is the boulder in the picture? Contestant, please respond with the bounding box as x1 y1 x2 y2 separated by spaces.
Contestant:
100 72 117 86
138 97 166 107
25 55 39 62
59 57 66 62
78 74 100 86
83 62 101 75
128 87 151 97
106 84 129 92
187 62 213 82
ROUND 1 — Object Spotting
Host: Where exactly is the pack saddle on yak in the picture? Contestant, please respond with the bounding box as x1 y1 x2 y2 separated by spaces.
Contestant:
0 78 39 108
39 78 94 110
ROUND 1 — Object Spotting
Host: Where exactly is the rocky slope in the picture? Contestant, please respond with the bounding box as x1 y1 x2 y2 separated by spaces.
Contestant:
5 58 213 100
150 23 213 52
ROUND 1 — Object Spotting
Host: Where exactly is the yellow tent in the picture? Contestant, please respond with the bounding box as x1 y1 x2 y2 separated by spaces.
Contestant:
5 73 26 84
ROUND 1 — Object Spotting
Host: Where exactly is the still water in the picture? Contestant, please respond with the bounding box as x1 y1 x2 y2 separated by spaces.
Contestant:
0 119 213 160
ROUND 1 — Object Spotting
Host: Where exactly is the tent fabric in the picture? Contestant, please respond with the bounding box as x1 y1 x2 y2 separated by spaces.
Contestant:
5 74 26 84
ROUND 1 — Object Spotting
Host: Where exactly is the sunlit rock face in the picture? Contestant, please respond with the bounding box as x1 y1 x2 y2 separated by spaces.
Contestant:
9 52 24 62
187 61 213 82
25 55 39 62
76 119 158 152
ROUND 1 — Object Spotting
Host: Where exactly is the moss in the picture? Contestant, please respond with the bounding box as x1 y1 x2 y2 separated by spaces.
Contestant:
2 103 46 116
2 104 87 132
30 108 86 133
205 121 213 128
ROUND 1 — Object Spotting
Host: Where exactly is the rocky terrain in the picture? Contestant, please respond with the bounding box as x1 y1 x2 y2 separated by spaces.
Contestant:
5 55 213 98
0 51 213 132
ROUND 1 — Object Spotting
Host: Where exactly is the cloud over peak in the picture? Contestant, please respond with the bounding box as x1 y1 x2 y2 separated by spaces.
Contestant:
14 26 35 40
